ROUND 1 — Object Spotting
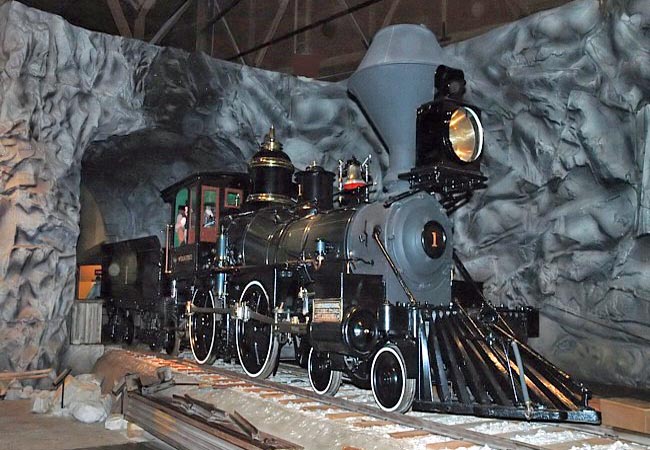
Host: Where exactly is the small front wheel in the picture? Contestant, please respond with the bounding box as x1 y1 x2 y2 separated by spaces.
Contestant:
371 344 415 413
308 348 342 396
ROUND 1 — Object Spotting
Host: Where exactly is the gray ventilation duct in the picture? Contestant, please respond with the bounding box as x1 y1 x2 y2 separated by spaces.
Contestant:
348 25 448 191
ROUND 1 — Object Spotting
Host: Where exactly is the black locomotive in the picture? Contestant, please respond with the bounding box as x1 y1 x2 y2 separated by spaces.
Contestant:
100 172 248 356
100 24 600 423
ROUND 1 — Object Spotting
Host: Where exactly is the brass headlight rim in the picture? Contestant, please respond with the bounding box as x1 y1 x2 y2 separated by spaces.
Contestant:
448 106 484 164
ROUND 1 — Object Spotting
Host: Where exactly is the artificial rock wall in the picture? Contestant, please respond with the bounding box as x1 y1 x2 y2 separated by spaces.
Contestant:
0 0 649 390
0 1 383 372
0 2 154 371
449 0 650 388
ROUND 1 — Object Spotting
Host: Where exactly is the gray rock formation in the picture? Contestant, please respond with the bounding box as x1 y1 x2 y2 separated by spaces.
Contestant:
0 2 155 373
0 1 383 374
448 0 650 388
1 0 649 391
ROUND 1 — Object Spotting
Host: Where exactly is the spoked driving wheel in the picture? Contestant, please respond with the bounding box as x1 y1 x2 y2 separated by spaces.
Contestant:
189 289 218 365
371 344 415 413
235 280 279 379
308 348 342 396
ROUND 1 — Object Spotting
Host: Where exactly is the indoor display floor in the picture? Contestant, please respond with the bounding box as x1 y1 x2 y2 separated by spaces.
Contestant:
0 399 169 450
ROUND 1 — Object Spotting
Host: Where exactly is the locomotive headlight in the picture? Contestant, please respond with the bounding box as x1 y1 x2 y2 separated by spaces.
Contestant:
448 106 483 163
415 65 485 171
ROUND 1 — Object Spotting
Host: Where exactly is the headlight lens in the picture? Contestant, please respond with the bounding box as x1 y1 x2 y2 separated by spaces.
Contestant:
449 106 483 163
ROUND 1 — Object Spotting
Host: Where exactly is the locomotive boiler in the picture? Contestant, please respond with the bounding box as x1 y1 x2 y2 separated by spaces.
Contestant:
184 24 600 423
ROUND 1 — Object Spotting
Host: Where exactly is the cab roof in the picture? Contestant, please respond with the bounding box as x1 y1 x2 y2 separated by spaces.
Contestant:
160 171 249 203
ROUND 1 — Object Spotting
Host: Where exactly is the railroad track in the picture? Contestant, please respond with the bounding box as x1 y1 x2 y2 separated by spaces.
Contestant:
118 350 647 450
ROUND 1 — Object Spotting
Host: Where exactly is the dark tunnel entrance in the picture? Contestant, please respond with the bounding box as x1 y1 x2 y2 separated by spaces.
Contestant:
77 129 249 266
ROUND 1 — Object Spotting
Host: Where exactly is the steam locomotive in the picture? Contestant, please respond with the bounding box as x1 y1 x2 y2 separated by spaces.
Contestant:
101 25 600 423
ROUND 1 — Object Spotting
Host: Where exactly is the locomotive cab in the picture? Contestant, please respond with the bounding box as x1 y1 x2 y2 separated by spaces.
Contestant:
161 172 248 278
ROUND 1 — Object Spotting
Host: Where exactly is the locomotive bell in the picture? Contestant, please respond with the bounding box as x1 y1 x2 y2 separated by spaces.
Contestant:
342 159 366 191
247 126 296 206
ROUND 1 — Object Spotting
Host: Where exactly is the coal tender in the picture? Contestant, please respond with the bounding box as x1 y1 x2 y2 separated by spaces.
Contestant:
185 25 600 424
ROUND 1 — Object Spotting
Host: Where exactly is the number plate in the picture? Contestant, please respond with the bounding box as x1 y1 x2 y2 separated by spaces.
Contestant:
312 299 342 323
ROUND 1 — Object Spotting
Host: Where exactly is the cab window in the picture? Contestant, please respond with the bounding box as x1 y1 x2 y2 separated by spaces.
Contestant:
200 186 219 242
224 188 243 209
174 188 189 247
187 185 198 244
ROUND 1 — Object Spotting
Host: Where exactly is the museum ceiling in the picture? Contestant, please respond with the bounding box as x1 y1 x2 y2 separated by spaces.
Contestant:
13 0 574 80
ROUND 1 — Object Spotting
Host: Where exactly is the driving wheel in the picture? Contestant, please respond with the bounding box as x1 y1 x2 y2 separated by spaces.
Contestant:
308 348 342 396
235 280 279 378
371 344 415 413
189 289 218 365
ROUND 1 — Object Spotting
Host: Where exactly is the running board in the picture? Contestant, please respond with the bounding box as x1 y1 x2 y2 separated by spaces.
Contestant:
414 304 601 424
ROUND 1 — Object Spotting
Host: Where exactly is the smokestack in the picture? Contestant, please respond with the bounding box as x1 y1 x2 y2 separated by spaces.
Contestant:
348 25 447 191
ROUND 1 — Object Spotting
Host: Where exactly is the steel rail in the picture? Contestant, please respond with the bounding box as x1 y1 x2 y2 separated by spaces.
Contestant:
124 350 639 450
125 391 302 450
197 364 547 450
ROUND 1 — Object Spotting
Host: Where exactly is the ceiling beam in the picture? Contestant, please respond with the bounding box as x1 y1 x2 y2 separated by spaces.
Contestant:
196 0 211 52
338 0 369 48
255 0 290 67
202 0 243 31
134 0 156 39
215 0 246 65
107 0 133 38
150 0 192 45
381 0 401 28
228 0 385 61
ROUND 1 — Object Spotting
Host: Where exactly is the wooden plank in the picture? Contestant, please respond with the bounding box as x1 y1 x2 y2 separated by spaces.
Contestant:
278 398 313 404
260 392 287 398
0 369 53 381
389 430 431 439
353 420 392 428
426 440 475 450
301 405 333 411
212 382 250 389
240 387 276 393
326 412 365 420
601 397 650 434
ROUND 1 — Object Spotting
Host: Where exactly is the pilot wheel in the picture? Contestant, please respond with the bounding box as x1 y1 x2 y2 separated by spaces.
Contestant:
189 289 218 365
308 348 342 396
371 344 415 413
235 280 279 379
